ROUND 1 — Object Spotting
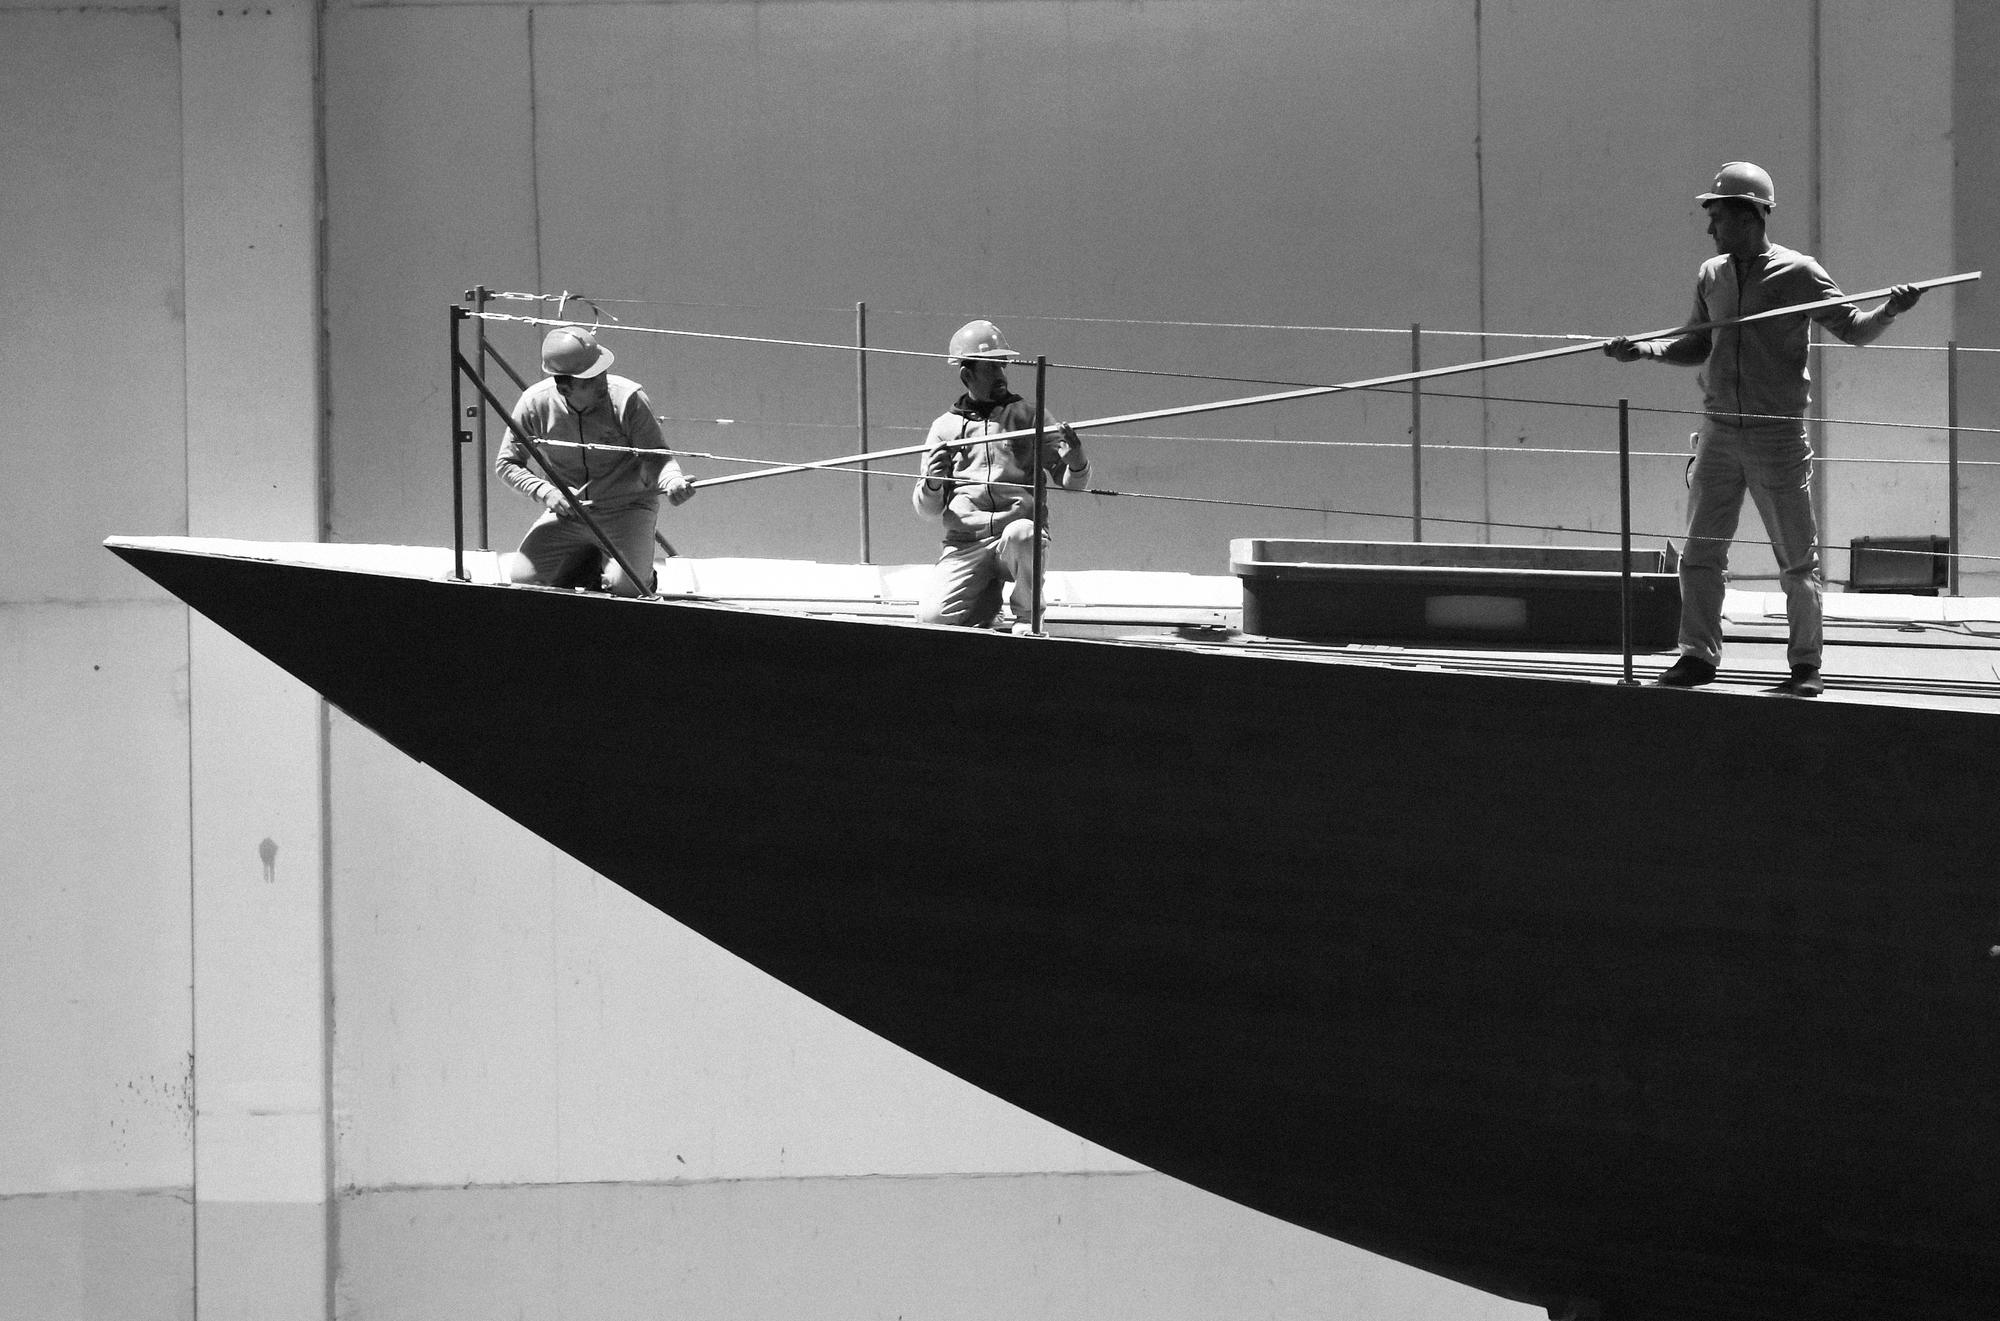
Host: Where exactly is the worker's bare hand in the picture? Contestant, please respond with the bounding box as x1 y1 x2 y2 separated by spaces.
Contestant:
923 445 955 486
1885 284 1924 317
662 476 696 507
1602 337 1644 363
1054 423 1086 468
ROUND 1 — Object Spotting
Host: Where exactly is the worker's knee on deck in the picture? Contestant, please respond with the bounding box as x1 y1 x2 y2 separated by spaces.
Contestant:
996 520 1037 555
916 573 1002 627
916 599 989 627
500 551 543 585
603 563 654 597
994 519 1040 572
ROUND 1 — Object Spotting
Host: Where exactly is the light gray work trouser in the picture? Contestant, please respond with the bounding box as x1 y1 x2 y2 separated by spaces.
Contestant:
916 521 1047 627
1679 417 1822 670
508 502 659 596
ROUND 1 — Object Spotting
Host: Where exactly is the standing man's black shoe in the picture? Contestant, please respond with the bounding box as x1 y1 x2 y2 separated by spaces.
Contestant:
1770 664 1823 697
1653 656 1718 688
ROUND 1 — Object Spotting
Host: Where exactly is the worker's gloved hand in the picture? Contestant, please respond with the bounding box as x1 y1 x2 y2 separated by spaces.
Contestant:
1602 337 1644 363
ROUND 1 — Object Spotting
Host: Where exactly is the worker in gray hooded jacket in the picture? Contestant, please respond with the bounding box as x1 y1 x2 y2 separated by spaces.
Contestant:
912 319 1092 629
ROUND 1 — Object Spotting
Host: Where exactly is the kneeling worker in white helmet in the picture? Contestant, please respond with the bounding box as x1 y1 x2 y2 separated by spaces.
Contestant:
497 324 696 597
913 320 1093 629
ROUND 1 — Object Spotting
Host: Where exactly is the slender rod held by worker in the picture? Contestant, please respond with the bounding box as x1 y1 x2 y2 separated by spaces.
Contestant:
691 271 1979 491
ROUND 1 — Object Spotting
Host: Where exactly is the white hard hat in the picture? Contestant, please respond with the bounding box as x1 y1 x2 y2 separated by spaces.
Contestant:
1696 161 1776 211
947 319 1018 366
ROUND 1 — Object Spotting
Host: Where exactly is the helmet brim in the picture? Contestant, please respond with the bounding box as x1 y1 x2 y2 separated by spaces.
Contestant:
1697 192 1773 209
544 344 615 378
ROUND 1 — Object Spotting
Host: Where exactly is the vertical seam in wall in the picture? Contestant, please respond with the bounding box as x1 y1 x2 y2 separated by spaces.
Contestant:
314 0 333 546
319 690 338 1321
1473 0 1491 534
185 603 200 1321
551 857 564 1181
312 9 336 1315
175 6 200 1311
528 7 543 293
184 601 200 1321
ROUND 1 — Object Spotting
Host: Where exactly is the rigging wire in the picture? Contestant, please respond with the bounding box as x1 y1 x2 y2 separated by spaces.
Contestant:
473 287 1995 575
528 437 2000 569
478 287 2000 352
470 308 2000 438
647 413 2000 461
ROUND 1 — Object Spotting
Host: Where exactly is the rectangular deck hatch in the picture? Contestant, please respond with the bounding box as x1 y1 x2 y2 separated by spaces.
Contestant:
1230 538 1679 648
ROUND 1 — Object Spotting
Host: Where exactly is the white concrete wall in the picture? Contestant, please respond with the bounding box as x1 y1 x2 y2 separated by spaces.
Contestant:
1 0 326 1316
1479 0 1818 574
326 0 1489 571
1954 2 2000 595
0 8 197 1319
1817 0 1956 583
180 0 330 1313
337 1173 1529 1321
4 1 1993 1318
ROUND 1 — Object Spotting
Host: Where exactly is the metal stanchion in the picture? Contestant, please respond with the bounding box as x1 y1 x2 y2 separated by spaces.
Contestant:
1948 340 1960 597
1618 398 1636 685
1031 355 1049 636
469 285 492 549
450 305 469 582
1410 323 1423 542
856 302 871 563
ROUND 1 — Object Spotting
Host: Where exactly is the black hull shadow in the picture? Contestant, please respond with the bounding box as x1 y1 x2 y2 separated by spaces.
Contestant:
111 540 2000 1321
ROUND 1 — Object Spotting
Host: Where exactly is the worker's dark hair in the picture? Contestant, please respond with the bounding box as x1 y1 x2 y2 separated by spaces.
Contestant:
1711 197 1769 224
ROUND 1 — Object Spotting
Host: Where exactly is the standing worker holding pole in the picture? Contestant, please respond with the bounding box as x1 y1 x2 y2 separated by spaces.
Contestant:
912 320 1092 631
1604 162 1924 697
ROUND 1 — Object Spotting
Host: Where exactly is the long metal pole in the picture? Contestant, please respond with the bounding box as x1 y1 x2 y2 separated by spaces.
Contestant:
1809 342 1827 558
1948 339 1961 597
1618 398 1635 685
856 302 871 563
450 305 467 582
1410 323 1423 542
1031 355 1049 636
696 272 1981 492
483 340 529 390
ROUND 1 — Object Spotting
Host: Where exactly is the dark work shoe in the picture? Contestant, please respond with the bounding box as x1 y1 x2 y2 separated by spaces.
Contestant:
1770 664 1824 698
1653 656 1718 688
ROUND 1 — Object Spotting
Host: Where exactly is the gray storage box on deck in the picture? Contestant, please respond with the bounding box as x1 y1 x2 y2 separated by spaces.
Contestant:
1231 539 1680 648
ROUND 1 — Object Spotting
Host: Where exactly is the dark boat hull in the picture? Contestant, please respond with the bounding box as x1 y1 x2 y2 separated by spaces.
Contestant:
111 540 2000 1321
